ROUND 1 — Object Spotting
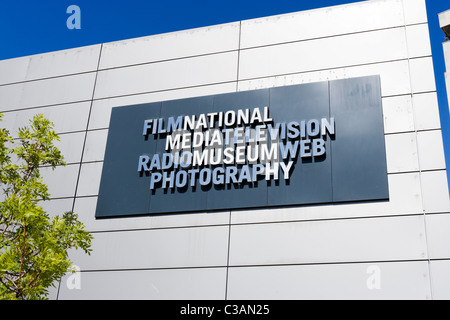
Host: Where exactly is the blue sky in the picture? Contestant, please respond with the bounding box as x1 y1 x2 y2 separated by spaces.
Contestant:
1 0 449 185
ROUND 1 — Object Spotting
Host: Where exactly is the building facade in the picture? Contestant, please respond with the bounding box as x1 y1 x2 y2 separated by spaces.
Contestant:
1 0 450 299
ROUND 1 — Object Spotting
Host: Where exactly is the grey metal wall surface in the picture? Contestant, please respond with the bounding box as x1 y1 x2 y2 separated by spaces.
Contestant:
0 0 449 299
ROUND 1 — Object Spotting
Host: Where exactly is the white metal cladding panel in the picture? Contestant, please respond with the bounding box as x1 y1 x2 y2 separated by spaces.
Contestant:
382 95 415 134
402 0 427 25
226 261 431 300
238 59 412 97
99 22 240 69
0 101 91 137
40 164 80 199
87 82 237 130
416 130 446 171
68 226 229 270
39 198 74 220
93 51 238 99
53 132 85 165
239 0 427 48
239 0 405 49
412 92 442 131
409 57 437 93
82 129 108 163
430 260 450 300
382 95 440 134
0 72 96 111
426 213 450 259
0 44 101 85
385 132 419 173
58 268 227 300
405 24 432 58
47 285 58 300
73 196 230 232
238 27 408 80
231 172 422 224
228 215 427 266
421 170 450 213
75 162 103 197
